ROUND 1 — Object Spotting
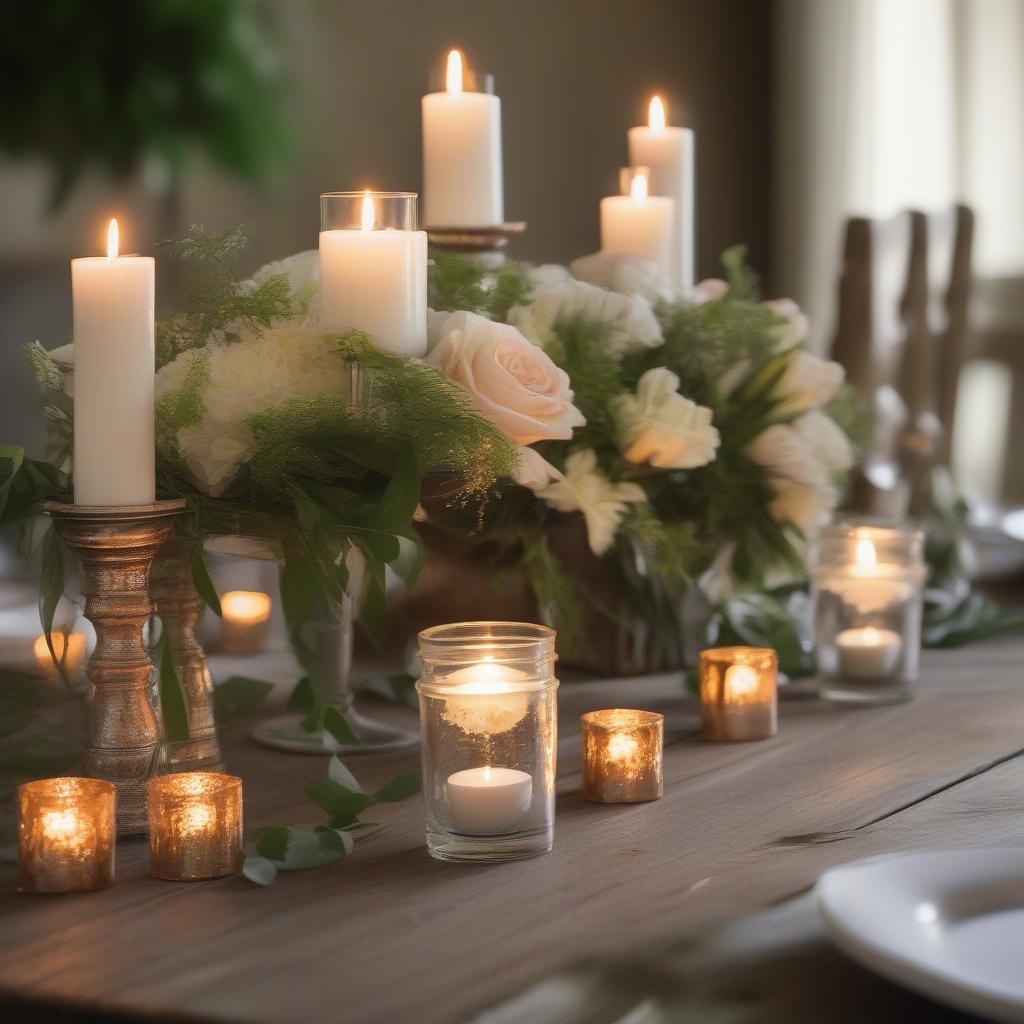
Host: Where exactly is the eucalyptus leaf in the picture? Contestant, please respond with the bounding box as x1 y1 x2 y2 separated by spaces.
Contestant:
242 855 278 886
327 755 364 793
323 705 360 746
252 825 290 861
375 770 422 804
280 556 319 633
305 778 376 817
190 550 222 617
286 676 314 713
157 628 190 743
213 676 273 725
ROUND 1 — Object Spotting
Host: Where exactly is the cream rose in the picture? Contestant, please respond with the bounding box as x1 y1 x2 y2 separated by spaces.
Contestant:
425 311 585 445
611 368 720 470
775 350 845 415
762 297 810 348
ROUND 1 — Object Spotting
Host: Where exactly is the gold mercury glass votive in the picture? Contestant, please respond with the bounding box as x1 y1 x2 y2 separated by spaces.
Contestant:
17 778 115 894
146 772 243 881
700 647 778 742
581 709 664 803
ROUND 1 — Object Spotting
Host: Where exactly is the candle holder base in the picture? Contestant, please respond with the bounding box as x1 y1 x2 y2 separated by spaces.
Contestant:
426 824 553 863
43 499 186 837
426 222 526 265
252 710 418 756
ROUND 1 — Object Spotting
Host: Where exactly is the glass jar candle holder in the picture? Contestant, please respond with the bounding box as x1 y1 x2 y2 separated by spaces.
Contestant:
417 622 558 863
700 647 778 741
581 709 663 803
812 522 926 704
17 778 115 894
146 772 243 881
318 191 427 357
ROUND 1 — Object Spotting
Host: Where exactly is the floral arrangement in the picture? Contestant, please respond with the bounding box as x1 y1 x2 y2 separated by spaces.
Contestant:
419 247 860 670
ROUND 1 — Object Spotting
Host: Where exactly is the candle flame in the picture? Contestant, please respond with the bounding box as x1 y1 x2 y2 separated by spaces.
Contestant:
855 535 878 569
221 590 272 623
724 663 760 699
106 218 119 259
446 48 464 94
42 809 80 841
648 95 666 131
360 191 375 231
608 732 639 762
630 173 648 201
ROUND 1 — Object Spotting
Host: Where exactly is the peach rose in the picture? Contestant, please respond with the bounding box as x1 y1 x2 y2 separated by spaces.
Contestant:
426 311 585 445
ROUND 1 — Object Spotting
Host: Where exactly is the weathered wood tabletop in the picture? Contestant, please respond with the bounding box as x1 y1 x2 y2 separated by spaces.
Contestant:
2 636 1022 1024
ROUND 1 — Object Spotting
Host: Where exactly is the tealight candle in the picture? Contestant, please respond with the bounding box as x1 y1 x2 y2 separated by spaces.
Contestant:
600 169 675 282
219 590 272 654
146 772 243 881
628 96 695 291
446 766 533 835
17 778 115 894
700 647 778 742
835 625 902 681
581 709 664 803
33 631 87 679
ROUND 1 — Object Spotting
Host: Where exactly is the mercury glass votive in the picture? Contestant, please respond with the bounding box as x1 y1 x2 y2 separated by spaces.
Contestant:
417 622 558 863
581 709 663 803
17 778 115 894
812 522 926 705
146 772 243 881
700 647 778 742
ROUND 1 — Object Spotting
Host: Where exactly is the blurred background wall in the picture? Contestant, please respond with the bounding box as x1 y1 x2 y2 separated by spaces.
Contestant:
0 0 772 457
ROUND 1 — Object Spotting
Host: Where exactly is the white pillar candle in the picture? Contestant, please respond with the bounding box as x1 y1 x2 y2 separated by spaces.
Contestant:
628 96 695 292
71 219 155 506
600 172 675 280
836 626 902 681
318 192 428 357
422 49 503 227
446 766 532 835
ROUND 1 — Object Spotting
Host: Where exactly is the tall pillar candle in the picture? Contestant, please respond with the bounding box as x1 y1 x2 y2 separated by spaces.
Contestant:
72 219 155 505
422 49 503 227
628 96 695 292
600 171 675 281
319 191 428 357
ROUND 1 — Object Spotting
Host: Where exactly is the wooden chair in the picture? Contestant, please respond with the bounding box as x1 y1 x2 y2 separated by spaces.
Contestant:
830 205 975 516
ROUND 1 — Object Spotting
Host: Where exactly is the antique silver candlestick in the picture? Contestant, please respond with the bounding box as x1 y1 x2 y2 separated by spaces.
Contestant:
43 499 186 836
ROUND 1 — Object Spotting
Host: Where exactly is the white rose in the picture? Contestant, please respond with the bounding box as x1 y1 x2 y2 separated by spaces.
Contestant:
688 278 729 305
746 423 838 533
508 264 663 359
762 297 810 348
793 410 853 473
536 448 646 556
611 368 720 470
241 250 319 295
425 310 585 445
775 350 845 415
513 445 563 492
568 251 676 305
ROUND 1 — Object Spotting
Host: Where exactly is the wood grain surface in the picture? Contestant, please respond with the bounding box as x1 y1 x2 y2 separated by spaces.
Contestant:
1 637 1022 1024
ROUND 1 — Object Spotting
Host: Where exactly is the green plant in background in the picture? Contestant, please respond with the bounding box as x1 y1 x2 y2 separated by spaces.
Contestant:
0 1 290 209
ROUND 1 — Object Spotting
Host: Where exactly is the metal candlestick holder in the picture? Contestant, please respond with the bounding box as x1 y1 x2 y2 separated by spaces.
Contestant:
43 499 186 837
427 222 526 265
151 541 224 775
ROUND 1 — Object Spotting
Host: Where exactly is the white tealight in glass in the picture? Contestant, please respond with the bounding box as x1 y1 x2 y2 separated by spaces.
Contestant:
813 523 926 704
417 623 558 862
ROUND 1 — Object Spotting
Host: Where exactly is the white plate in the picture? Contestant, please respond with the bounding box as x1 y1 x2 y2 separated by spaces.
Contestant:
819 850 1024 1022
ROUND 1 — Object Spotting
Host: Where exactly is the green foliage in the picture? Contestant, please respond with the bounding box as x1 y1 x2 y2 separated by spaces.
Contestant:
0 2 291 209
243 755 421 886
428 250 532 321
156 627 189 743
212 676 274 725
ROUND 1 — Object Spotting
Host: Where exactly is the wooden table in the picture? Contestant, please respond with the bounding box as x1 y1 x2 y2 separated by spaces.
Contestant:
2 637 1023 1024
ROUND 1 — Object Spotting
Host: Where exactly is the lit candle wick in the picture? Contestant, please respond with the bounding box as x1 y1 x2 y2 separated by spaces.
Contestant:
648 95 666 131
106 218 119 260
360 191 375 232
446 48 464 94
724 663 759 699
630 173 648 201
855 535 878 570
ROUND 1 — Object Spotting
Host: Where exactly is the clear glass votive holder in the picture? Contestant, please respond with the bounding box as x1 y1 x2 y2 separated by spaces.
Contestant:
700 647 778 742
146 772 243 881
581 709 663 803
417 622 558 863
17 778 115 894
812 522 926 705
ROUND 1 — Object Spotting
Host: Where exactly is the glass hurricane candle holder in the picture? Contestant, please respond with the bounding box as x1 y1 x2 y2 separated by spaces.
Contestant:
219 590 272 654
700 647 778 742
146 772 243 881
812 522 926 704
417 622 558 862
581 709 663 803
17 778 115 894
